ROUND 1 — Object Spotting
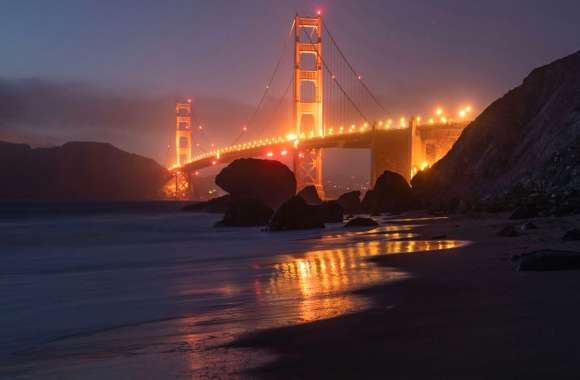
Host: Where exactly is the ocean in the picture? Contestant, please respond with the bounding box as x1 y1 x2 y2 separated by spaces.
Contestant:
0 202 462 379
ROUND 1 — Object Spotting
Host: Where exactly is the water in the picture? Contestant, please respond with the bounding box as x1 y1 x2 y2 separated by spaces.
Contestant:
0 202 466 379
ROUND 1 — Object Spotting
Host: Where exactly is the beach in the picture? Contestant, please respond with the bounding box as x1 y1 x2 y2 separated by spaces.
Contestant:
2 205 580 379
235 213 580 379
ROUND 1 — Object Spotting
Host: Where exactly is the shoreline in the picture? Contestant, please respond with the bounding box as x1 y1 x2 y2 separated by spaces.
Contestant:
232 213 580 379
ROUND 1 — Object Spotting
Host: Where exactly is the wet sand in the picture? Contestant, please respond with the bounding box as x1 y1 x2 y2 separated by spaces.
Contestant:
234 213 580 379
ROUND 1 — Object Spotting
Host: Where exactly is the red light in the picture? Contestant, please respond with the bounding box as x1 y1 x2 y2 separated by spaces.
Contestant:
316 9 322 15
194 171 199 175
266 152 273 157
242 126 247 131
211 160 217 165
187 98 192 103
198 125 203 130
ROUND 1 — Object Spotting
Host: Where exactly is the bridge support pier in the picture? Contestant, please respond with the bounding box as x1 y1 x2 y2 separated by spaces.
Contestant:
294 148 325 198
370 121 415 186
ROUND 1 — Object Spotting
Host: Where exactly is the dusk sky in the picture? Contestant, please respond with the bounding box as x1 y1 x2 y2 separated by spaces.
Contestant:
2 0 580 171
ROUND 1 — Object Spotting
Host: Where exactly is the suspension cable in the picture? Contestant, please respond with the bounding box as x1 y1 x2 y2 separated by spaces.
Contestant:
303 27 369 123
230 19 296 146
323 20 386 114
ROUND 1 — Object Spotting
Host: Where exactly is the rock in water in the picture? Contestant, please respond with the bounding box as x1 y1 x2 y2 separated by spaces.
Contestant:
498 225 519 237
510 204 539 220
269 196 324 231
362 171 415 213
413 51 580 211
562 228 580 242
215 159 296 209
512 250 580 271
337 191 362 214
344 217 379 228
215 197 273 227
182 195 232 213
297 185 322 205
318 201 343 223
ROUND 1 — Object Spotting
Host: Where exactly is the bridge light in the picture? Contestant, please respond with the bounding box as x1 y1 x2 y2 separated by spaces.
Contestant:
267 152 273 157
212 160 217 165
357 75 362 80
287 133 298 141
298 152 305 158
441 117 448 123
242 125 247 131
429 118 434 124
187 99 192 103
198 125 203 130
328 128 334 134
281 150 288 156
195 171 199 176
458 110 466 118
316 9 322 15
331 75 336 80
466 105 472 112
378 121 383 127
435 108 443 116
293 140 300 148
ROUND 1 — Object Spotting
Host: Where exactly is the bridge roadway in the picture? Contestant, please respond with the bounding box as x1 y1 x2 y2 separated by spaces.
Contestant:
177 121 468 185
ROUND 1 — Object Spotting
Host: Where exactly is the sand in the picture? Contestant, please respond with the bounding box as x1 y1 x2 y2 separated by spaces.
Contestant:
233 213 580 379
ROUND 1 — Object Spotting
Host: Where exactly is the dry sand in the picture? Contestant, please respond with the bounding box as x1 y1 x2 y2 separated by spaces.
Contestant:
233 213 580 379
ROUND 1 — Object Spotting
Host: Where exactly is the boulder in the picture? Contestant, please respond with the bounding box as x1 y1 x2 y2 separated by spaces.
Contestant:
344 217 379 228
216 159 296 209
498 225 519 237
182 195 232 213
520 222 538 232
317 201 343 223
562 228 580 241
215 197 273 227
362 171 416 214
297 185 322 205
512 250 580 271
269 196 324 231
509 204 539 220
337 191 362 214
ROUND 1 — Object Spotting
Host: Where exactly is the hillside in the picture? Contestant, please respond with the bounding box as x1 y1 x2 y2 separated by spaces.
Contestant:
413 50 580 213
0 141 170 200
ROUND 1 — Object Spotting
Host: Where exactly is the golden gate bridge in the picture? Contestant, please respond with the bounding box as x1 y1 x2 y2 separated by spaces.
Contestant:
170 13 472 200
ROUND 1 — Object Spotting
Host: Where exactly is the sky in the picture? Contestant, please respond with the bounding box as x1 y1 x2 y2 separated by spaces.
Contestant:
1 0 580 175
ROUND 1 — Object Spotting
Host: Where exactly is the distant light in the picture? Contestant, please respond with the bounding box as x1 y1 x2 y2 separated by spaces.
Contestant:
281 150 288 156
357 75 362 80
211 160 217 165
458 110 466 118
466 105 472 112
266 152 273 157
242 126 247 131
198 125 203 130
286 133 298 141
316 9 322 15
187 99 192 103
194 171 199 175
435 108 443 116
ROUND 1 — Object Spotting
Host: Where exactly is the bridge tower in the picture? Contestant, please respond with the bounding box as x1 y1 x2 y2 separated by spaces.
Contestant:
293 14 325 197
175 100 193 166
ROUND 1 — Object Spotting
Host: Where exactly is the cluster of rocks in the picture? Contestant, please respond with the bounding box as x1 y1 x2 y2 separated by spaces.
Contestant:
183 158 418 230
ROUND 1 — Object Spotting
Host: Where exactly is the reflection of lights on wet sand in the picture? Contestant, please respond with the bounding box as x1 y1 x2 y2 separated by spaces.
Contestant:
262 239 467 325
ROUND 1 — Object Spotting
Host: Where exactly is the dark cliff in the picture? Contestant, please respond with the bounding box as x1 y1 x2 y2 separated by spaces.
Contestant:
0 141 170 200
414 50 580 209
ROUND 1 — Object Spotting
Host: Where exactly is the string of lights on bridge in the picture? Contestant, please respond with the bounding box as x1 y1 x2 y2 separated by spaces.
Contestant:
171 105 474 170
